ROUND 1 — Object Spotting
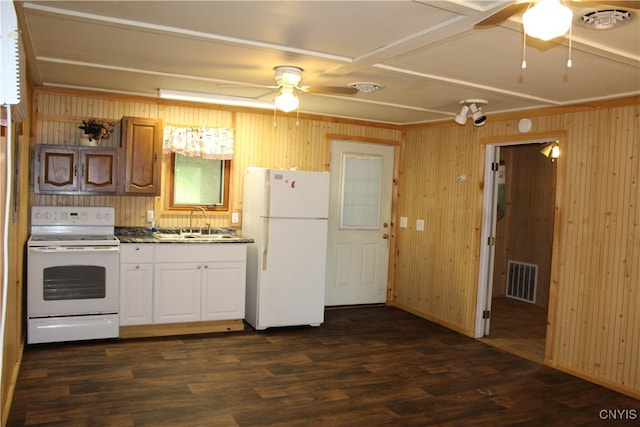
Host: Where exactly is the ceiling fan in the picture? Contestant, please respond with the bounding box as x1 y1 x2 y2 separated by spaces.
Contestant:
219 66 358 112
474 0 637 30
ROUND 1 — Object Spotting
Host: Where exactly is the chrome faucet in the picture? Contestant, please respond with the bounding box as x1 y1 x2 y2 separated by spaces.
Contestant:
188 206 207 234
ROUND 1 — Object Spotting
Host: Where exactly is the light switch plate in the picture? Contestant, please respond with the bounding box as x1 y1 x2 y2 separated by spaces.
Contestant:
231 212 240 224
146 210 154 222
400 216 408 228
416 219 424 231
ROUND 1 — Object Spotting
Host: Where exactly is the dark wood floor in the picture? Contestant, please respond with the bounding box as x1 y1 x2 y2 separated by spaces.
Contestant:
7 306 639 426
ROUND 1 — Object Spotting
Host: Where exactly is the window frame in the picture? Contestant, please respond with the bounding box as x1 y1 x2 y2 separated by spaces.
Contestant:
167 153 231 212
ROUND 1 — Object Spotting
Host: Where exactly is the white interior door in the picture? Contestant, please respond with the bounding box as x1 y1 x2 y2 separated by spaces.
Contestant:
325 140 394 306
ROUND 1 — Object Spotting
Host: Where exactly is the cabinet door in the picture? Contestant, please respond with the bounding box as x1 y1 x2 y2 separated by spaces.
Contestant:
35 145 77 193
80 148 117 193
201 261 246 321
121 117 162 195
154 262 201 323
120 263 154 326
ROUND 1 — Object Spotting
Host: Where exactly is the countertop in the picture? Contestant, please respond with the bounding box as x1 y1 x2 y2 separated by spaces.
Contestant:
115 227 253 244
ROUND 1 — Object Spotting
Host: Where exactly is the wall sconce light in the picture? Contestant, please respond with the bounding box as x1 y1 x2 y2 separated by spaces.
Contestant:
540 141 560 161
454 99 488 127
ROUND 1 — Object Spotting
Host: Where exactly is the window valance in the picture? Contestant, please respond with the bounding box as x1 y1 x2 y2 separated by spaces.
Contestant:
163 126 234 160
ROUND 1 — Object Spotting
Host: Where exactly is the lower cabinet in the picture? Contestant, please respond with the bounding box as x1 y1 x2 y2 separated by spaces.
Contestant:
154 262 201 324
119 242 246 328
120 244 154 326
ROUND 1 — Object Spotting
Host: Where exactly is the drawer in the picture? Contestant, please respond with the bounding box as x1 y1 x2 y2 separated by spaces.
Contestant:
120 243 154 263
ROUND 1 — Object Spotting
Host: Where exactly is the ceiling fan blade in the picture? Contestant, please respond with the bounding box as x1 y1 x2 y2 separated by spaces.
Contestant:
474 1 531 28
216 83 280 90
300 86 359 95
579 0 640 9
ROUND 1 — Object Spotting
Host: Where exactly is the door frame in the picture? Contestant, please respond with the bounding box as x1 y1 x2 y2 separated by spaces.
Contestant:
474 132 565 364
324 134 401 304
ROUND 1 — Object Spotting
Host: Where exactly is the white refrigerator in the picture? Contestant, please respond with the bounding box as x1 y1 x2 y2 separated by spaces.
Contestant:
242 167 330 330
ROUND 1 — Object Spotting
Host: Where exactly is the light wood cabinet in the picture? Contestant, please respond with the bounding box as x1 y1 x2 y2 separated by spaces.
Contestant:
120 116 162 195
34 145 118 194
119 244 154 326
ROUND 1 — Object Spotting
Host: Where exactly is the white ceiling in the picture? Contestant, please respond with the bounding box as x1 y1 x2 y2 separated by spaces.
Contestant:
14 0 640 125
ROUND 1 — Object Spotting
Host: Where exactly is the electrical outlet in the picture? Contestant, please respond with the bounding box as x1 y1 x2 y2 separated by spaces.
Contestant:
416 219 424 232
231 212 239 224
146 210 154 222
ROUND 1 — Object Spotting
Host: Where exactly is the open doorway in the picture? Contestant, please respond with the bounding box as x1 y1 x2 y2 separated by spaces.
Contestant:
475 136 561 364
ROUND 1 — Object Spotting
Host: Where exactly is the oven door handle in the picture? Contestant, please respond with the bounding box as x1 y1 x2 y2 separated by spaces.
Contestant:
29 246 120 253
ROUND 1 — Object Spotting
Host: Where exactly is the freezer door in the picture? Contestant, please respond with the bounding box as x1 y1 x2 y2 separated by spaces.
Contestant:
268 170 329 218
255 217 327 329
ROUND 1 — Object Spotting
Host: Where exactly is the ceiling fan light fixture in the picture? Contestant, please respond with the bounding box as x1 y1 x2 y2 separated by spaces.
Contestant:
274 66 303 87
523 0 573 41
275 87 299 112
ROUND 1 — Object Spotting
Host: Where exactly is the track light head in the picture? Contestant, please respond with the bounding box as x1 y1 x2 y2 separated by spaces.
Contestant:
469 103 487 127
454 104 470 125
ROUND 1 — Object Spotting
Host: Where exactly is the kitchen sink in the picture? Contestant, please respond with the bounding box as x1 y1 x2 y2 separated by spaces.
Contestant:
154 232 237 241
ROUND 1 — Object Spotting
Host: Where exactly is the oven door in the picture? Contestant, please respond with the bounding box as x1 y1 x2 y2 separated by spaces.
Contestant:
27 246 120 317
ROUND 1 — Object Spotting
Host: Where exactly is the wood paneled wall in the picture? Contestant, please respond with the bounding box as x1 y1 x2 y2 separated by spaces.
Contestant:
1 112 31 424
399 98 639 398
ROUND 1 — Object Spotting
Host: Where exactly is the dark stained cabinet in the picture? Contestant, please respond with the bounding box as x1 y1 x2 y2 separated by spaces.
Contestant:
121 117 162 195
35 145 117 194
81 149 118 193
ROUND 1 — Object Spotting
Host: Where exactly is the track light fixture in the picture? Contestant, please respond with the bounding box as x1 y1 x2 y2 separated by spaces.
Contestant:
454 99 488 127
540 141 561 161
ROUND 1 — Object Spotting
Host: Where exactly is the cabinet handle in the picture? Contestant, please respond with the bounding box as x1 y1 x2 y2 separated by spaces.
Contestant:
197 265 202 269
135 246 140 251
204 265 208 269
135 265 140 269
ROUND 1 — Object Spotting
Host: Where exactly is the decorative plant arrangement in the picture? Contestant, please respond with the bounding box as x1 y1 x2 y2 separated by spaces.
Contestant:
78 118 116 145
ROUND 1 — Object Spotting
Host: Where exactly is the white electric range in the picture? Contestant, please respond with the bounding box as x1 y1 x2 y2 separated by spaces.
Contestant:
27 206 120 344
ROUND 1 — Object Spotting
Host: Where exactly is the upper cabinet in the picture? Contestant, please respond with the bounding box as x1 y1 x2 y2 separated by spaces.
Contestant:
34 145 118 195
121 117 163 196
34 116 163 196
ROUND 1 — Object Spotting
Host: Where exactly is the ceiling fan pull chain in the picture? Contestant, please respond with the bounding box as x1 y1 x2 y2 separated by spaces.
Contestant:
566 22 573 68
521 31 527 70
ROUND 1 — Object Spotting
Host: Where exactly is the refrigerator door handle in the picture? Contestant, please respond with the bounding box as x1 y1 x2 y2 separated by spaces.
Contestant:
262 217 269 270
